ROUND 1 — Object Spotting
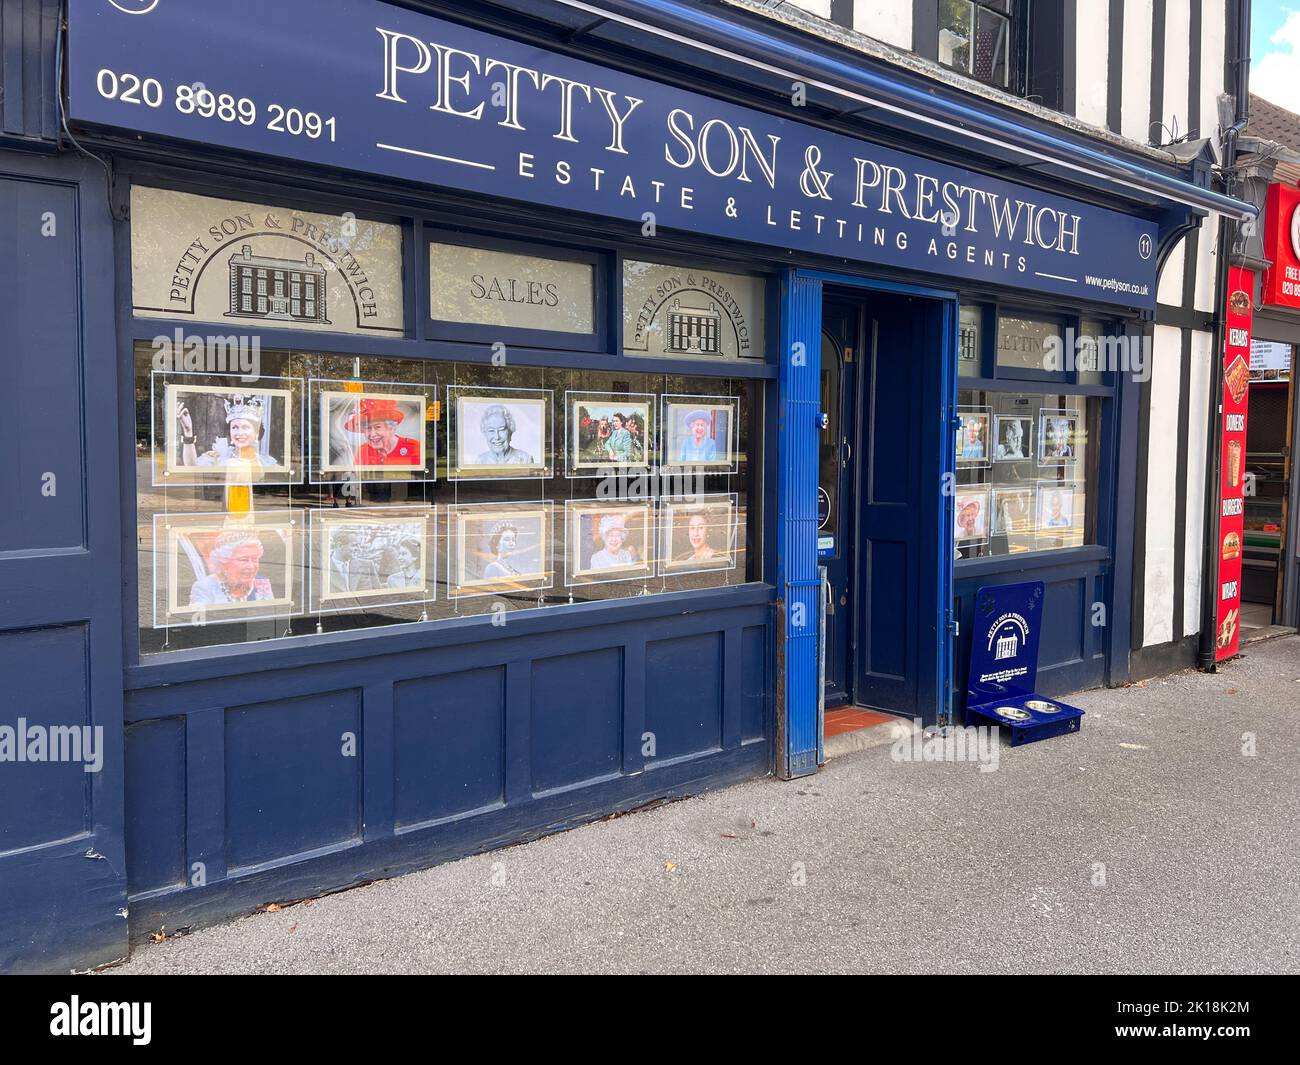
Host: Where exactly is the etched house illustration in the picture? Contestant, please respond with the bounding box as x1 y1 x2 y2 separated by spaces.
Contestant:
666 298 721 355
228 245 329 324
995 632 1019 660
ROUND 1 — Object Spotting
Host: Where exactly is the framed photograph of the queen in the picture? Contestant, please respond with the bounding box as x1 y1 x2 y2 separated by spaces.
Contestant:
1035 481 1084 548
662 395 737 471
954 487 991 548
156 375 298 486
565 501 654 586
311 381 436 483
993 415 1032 462
566 392 654 476
152 511 301 628
309 507 435 614
1038 409 1084 466
955 407 992 468
660 494 738 575
449 386 551 479
449 503 553 598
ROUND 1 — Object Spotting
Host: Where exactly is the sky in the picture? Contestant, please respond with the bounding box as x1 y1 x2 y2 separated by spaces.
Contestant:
1252 0 1300 113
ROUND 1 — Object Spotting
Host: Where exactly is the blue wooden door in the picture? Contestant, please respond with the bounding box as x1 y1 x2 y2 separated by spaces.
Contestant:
0 160 127 972
819 299 860 706
853 292 947 722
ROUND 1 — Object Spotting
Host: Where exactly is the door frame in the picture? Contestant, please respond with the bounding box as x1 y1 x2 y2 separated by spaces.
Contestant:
779 268 957 774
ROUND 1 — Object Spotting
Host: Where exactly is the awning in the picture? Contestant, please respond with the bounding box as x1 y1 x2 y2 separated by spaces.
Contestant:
485 0 1255 223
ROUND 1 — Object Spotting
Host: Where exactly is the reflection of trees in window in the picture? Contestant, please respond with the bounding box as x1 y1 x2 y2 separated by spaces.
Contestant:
939 0 1011 88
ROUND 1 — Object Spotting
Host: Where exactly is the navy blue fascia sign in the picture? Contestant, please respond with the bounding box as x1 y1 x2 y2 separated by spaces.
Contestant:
68 0 1157 310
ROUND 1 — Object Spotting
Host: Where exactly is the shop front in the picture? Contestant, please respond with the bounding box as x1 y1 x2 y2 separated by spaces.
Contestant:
1240 181 1300 635
0 0 1254 972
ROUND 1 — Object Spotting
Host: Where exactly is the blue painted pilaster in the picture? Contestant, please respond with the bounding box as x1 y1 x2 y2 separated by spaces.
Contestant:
776 270 822 778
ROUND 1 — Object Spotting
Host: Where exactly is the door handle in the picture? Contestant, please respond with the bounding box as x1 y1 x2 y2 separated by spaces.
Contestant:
843 439 851 466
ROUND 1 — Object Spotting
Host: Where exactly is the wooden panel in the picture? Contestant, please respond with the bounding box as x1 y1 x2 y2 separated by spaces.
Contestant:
645 633 723 761
0 625 91 852
740 624 768 742
0 178 83 553
393 667 506 826
224 690 363 870
531 648 622 793
124 717 186 895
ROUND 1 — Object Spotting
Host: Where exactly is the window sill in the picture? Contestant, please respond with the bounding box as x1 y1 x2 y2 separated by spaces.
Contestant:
125 582 775 690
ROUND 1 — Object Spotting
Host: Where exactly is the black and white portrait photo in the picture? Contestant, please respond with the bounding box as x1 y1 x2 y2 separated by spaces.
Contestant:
451 504 552 597
451 388 549 478
312 508 434 612
155 514 298 627
993 416 1032 462
1038 410 1082 466
660 495 737 575
162 379 295 482
566 502 654 584
991 487 1035 536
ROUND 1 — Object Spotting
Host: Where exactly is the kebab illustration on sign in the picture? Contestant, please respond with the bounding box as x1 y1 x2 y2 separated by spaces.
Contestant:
1224 354 1251 406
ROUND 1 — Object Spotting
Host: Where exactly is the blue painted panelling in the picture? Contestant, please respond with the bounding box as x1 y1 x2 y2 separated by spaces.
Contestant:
741 625 768 742
0 625 90 852
224 691 363 870
1040 578 1088 667
394 667 506 827
864 540 909 681
645 633 723 761
0 0 59 144
531 649 622 793
0 179 84 552
124 718 186 895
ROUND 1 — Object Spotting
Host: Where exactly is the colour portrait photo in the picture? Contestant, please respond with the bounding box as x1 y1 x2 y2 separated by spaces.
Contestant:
663 397 735 469
569 393 652 474
164 380 294 481
321 389 429 475
660 495 737 575
567 502 654 584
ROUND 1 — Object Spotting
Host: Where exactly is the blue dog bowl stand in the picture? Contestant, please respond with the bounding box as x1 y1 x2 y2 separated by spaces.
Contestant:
964 582 1084 747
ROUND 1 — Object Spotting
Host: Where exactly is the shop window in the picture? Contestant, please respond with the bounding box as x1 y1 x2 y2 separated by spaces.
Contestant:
623 259 768 362
133 344 762 655
955 389 1100 559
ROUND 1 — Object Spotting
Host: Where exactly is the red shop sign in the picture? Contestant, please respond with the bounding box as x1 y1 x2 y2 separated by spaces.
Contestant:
1262 182 1300 310
1215 266 1254 661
